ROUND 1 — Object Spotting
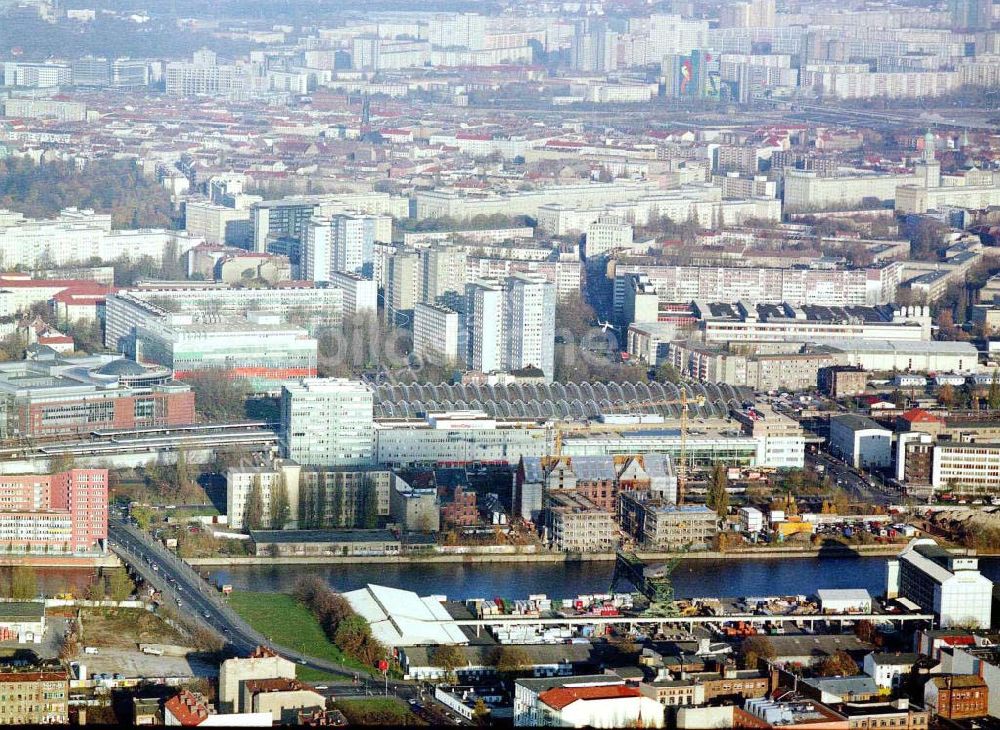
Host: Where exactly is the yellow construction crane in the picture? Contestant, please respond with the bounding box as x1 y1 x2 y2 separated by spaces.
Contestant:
552 391 706 504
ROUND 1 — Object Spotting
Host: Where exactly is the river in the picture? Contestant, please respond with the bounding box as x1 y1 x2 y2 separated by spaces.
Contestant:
202 555 930 601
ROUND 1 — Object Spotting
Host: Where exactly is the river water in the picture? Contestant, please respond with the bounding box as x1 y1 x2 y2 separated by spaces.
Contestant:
202 555 940 601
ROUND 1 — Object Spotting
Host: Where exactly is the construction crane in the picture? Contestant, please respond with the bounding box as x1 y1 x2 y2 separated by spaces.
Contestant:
609 550 682 617
552 391 705 504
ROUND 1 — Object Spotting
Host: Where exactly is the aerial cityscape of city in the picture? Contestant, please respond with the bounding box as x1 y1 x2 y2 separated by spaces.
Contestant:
2 0 1000 726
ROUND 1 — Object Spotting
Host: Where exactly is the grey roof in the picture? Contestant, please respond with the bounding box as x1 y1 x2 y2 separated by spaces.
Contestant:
801 675 877 698
515 673 623 693
249 529 399 544
869 652 920 665
568 456 616 481
831 414 887 432
94 359 151 377
521 457 544 482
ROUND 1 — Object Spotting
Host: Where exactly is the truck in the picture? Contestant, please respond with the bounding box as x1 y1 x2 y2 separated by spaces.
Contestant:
84 647 99 655
142 647 163 656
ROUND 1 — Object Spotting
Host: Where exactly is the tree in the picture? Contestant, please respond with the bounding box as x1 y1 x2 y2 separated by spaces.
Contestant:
655 361 682 384
9 566 37 600
738 635 775 670
431 644 467 682
989 368 1000 411
490 645 533 675
105 569 134 602
815 650 859 677
472 698 490 725
333 614 372 656
707 464 729 518
174 449 193 494
938 383 956 408
361 483 379 529
243 480 265 532
185 369 251 422
269 476 291 530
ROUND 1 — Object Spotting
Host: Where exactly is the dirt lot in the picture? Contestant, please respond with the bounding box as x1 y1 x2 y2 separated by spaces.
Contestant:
79 608 188 650
77 647 218 680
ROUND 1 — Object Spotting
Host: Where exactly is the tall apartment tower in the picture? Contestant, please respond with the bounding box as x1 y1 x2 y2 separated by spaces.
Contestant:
279 378 374 467
386 249 421 327
302 214 376 281
506 274 556 379
464 275 556 381
465 280 505 373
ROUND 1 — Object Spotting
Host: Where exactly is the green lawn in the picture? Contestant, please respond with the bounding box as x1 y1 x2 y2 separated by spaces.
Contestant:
335 698 424 726
227 591 370 674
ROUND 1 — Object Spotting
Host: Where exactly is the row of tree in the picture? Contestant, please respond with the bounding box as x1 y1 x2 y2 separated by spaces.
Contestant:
293 577 387 668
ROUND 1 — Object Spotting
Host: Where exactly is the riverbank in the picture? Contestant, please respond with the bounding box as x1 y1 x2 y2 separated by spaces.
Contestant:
188 543 906 567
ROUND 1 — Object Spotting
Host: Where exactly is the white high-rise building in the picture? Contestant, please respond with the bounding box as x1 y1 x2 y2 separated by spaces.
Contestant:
280 378 374 467
413 302 460 364
465 280 505 374
464 275 556 381
586 216 634 258
506 274 556 379
302 214 376 281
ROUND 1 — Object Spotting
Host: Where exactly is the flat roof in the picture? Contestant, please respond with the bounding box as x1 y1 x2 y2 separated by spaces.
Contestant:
249 529 398 544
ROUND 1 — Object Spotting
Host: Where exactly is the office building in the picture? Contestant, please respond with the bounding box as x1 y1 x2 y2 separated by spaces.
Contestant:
0 354 194 441
0 469 107 554
374 411 552 467
135 314 318 394
184 201 252 247
931 442 1000 492
413 303 461 364
887 538 992 629
280 378 374 467
298 468 392 528
252 194 404 253
105 284 342 353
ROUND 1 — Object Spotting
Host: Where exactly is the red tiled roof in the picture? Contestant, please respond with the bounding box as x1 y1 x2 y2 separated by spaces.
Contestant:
538 684 640 710
164 690 211 726
899 408 945 423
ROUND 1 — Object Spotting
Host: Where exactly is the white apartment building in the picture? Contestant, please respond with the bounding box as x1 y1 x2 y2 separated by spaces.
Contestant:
412 303 460 364
280 378 374 467
184 201 252 246
302 214 376 281
612 262 903 313
783 170 921 213
328 271 377 317
465 275 556 381
465 280 505 374
413 181 661 221
0 209 203 270
226 462 302 530
505 274 556 380
585 216 634 259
